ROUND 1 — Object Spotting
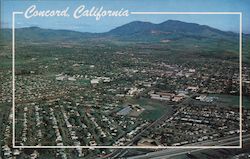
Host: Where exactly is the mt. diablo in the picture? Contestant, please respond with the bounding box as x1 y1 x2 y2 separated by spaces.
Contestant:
3 20 239 43
107 20 236 40
2 19 246 61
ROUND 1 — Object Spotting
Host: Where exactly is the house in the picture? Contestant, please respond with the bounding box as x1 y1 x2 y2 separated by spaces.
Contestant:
91 79 100 84
186 86 199 92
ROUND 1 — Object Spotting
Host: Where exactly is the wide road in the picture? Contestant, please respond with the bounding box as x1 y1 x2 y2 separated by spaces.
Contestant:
128 134 250 159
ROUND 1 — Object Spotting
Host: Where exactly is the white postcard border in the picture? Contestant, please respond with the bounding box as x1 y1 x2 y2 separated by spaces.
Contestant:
12 11 243 149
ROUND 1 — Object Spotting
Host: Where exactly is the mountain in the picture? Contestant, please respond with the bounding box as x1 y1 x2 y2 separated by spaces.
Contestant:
1 20 240 43
1 26 97 43
107 20 237 42
1 20 249 62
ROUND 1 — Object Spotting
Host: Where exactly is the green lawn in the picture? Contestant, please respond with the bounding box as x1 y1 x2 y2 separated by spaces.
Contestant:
126 97 173 121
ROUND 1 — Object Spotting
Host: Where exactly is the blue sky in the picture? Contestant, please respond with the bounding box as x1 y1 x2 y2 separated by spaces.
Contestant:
1 0 250 33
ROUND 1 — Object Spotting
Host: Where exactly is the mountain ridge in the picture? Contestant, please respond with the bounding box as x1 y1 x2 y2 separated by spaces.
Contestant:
1 20 249 63
1 19 246 43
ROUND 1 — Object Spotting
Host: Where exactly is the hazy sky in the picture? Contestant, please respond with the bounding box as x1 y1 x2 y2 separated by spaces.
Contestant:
2 0 250 33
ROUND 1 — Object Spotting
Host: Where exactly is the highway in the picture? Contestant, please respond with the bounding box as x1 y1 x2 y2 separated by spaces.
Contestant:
127 134 250 159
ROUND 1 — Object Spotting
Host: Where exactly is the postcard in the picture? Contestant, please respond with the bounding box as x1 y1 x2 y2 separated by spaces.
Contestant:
1 0 250 158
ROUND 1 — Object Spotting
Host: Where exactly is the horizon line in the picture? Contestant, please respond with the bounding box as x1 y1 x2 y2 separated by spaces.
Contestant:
1 19 245 34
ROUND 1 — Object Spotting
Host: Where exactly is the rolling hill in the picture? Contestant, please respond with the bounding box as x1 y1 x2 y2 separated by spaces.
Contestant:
1 20 249 62
0 20 242 42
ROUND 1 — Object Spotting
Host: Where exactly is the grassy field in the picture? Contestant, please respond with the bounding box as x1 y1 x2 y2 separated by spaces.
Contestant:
127 97 173 121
